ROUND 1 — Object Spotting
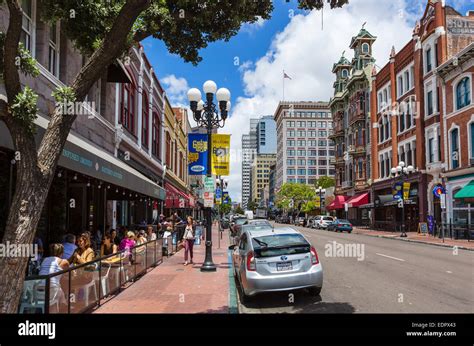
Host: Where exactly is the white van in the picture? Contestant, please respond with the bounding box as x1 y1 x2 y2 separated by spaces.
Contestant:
244 210 254 220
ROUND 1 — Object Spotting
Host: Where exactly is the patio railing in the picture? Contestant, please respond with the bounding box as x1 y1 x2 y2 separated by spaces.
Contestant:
18 237 164 314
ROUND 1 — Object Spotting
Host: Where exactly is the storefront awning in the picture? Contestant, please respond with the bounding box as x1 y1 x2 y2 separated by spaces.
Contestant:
326 195 349 210
454 180 474 199
165 182 190 209
347 193 370 208
0 117 166 200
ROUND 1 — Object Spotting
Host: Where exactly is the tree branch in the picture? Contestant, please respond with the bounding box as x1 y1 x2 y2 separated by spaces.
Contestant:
37 0 152 173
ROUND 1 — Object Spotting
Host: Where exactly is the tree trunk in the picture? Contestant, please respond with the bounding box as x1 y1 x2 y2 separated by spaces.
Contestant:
0 0 152 313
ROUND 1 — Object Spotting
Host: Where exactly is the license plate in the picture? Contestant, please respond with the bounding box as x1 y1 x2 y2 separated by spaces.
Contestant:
276 261 292 271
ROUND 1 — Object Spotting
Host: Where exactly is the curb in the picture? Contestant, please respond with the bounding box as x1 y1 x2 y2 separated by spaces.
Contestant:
227 239 239 314
353 231 474 251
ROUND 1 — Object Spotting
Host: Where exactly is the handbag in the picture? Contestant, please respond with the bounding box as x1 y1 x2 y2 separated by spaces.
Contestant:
184 227 195 240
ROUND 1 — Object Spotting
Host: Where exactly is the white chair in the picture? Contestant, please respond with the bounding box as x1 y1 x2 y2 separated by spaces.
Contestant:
20 283 60 313
79 279 98 308
99 263 111 298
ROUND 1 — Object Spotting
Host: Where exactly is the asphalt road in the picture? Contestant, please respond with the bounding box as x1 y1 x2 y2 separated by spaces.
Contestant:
236 223 474 313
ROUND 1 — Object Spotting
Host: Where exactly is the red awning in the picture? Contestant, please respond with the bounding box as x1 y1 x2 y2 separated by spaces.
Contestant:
165 183 189 209
347 193 370 208
326 195 349 210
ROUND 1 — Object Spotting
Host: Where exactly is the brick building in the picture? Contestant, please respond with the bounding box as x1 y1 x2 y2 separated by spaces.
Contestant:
370 0 474 231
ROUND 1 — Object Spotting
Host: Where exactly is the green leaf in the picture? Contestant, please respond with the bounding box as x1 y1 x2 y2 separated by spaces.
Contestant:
10 86 39 134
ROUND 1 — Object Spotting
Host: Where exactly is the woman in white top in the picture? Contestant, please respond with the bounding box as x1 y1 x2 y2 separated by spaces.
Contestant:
38 243 69 306
182 216 196 266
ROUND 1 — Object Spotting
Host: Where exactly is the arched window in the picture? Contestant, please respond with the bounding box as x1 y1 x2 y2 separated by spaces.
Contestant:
362 43 369 54
359 94 365 112
152 111 161 159
456 77 471 110
379 119 384 142
165 132 172 168
121 81 136 135
342 69 348 78
399 104 405 133
142 93 149 148
384 116 389 140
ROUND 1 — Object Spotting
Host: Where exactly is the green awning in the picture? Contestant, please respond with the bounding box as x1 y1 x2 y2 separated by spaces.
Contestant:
454 180 474 199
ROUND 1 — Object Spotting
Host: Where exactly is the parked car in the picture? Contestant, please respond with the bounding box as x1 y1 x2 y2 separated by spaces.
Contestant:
295 216 305 226
230 227 323 303
313 216 335 229
327 219 353 233
230 217 249 238
244 219 272 227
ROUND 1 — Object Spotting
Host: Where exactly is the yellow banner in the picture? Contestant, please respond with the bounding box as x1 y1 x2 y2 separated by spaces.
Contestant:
211 134 230 175
403 182 411 200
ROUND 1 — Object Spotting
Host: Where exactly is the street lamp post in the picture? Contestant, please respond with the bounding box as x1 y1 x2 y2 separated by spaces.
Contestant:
316 186 326 216
390 161 415 238
188 81 231 272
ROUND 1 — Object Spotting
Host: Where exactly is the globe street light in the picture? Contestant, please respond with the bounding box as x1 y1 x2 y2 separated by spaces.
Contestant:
188 80 230 272
391 162 415 238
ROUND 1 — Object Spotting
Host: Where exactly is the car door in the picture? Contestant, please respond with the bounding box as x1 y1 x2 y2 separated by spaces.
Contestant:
234 233 247 277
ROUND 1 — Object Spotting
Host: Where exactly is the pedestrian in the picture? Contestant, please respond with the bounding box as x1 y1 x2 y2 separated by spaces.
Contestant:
61 233 77 263
182 216 196 266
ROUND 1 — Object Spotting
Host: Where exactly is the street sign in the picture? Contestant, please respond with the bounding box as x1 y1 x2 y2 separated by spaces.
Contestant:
204 192 214 208
344 203 348 212
440 194 446 209
204 177 214 192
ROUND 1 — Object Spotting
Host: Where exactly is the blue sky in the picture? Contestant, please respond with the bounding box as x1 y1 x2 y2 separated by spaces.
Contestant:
143 0 473 203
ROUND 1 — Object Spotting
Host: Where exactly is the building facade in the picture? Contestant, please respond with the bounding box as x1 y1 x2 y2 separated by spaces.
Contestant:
328 26 376 223
369 0 474 232
251 154 276 206
274 101 335 190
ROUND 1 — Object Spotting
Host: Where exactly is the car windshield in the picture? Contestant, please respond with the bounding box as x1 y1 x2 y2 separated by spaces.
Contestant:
251 233 310 258
235 218 247 225
242 225 273 232
338 219 350 224
323 217 333 221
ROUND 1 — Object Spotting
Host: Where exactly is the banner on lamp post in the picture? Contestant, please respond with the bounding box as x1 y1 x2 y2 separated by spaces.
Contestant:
211 134 230 176
188 134 209 175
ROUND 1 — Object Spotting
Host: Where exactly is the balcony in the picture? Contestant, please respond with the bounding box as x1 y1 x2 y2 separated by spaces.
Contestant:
348 145 366 156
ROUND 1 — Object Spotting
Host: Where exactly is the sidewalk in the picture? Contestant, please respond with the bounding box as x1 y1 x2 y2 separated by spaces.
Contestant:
93 224 236 313
352 227 474 251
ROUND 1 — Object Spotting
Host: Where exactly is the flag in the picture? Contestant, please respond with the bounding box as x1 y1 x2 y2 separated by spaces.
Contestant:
283 71 292 80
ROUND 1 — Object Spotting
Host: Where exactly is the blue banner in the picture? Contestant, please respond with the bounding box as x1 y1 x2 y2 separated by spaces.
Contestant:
188 134 208 175
223 191 229 204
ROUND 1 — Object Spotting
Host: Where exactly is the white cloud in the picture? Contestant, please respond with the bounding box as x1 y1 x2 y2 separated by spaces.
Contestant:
223 0 416 204
240 16 266 34
161 74 189 104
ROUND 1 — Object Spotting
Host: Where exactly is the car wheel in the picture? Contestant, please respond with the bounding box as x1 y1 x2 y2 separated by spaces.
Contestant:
308 286 322 296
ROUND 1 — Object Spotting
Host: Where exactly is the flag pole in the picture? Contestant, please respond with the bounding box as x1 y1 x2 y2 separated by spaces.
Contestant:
283 70 285 102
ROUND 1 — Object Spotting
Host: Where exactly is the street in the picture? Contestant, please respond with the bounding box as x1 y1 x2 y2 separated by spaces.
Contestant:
237 223 474 313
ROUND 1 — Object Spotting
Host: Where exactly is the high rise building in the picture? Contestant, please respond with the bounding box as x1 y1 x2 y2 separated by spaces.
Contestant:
257 115 277 154
274 102 335 190
241 133 254 209
251 154 277 206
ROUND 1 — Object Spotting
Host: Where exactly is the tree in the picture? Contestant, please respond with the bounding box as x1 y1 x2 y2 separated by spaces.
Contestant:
314 176 336 189
0 0 348 312
234 206 244 215
246 201 259 212
277 183 316 215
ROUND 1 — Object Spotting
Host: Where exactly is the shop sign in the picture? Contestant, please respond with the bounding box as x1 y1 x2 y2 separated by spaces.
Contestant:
204 176 214 192
433 185 446 198
204 192 214 208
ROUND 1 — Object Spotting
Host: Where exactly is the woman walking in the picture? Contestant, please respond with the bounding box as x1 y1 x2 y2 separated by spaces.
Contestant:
182 216 196 266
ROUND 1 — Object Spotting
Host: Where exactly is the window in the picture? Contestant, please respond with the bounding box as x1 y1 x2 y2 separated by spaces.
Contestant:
308 159 317 165
318 149 327 156
287 169 296 175
318 139 327 146
456 77 471 110
287 149 296 156
470 123 474 159
342 69 349 78
297 121 306 127
427 90 434 116
297 169 306 175
451 128 459 169
48 23 59 76
287 130 295 137
362 43 369 54
142 94 149 148
287 159 295 165
319 159 327 166
297 159 306 165
309 150 317 156
21 0 34 53
297 130 306 137
428 137 434 163
309 140 317 147
287 140 295 146
165 132 172 168
308 169 317 175
121 82 136 135
426 48 432 73
297 150 306 156
297 140 306 146
287 121 295 127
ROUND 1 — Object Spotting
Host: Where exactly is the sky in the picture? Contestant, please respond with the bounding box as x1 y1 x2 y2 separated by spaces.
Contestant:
143 0 473 204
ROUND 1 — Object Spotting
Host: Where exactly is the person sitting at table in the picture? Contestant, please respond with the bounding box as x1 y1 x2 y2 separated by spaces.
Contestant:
146 226 157 241
72 233 95 265
110 229 120 246
39 243 69 308
62 233 77 262
100 232 118 257
136 230 147 245
119 231 136 255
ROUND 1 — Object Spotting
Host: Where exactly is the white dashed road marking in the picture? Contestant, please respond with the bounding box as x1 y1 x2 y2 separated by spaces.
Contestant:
375 253 405 262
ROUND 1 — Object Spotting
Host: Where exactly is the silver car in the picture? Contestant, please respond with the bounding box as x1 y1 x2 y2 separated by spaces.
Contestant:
230 227 323 302
313 216 335 229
